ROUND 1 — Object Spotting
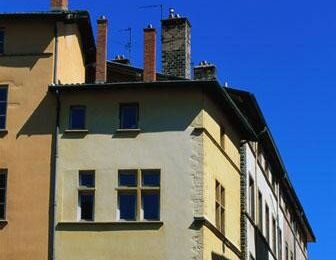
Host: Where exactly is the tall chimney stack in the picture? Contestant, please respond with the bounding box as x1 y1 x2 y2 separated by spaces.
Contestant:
161 8 191 79
96 16 108 83
143 25 156 82
51 0 68 11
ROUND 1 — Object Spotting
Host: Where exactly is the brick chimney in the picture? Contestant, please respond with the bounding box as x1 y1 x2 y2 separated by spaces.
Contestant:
51 0 68 11
143 25 156 82
161 8 191 79
194 61 217 80
96 16 108 83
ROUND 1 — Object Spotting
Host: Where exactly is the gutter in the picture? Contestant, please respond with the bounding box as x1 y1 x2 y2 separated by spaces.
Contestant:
50 23 59 260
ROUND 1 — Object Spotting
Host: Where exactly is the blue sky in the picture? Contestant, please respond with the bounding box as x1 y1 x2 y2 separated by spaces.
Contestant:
1 0 334 258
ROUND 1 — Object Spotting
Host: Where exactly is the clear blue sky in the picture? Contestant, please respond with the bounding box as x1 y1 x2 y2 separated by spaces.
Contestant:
1 0 334 258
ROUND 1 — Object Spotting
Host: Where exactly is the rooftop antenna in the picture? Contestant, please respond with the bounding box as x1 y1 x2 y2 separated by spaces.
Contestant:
139 4 163 20
118 27 132 61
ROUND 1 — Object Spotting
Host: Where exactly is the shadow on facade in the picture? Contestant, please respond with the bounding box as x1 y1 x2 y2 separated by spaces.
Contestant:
255 230 270 260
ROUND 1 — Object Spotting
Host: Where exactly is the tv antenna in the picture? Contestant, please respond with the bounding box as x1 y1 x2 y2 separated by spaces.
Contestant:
118 27 132 61
139 4 163 20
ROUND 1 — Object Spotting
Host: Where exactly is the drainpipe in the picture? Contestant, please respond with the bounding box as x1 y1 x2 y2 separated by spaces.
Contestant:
50 22 59 260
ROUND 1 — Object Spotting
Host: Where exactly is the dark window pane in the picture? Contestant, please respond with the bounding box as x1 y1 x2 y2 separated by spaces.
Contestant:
120 104 138 129
142 192 159 220
0 88 7 101
70 106 85 129
0 189 5 203
80 192 94 221
0 103 7 115
0 116 5 129
142 170 160 187
119 192 136 220
0 205 4 219
119 170 137 187
79 171 95 187
0 174 6 188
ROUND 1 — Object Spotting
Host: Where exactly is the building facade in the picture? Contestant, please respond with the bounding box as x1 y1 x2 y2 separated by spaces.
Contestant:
0 1 315 260
0 5 95 259
227 88 315 260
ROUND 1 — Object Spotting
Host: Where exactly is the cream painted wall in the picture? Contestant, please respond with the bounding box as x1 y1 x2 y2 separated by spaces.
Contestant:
56 88 205 260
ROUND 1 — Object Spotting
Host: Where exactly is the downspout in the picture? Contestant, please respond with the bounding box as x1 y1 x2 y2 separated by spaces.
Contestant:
50 22 59 260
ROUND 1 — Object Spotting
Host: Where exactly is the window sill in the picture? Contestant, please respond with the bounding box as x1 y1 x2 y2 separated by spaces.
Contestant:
56 221 163 231
64 129 89 134
59 220 162 225
0 220 8 227
116 128 141 133
0 129 8 133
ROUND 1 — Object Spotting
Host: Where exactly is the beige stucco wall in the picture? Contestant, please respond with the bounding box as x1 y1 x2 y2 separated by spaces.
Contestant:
0 18 87 260
0 20 55 260
202 95 242 260
55 87 205 260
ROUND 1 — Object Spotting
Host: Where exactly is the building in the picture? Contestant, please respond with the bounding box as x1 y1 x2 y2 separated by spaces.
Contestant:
50 12 257 260
0 0 315 260
0 1 95 259
227 89 316 260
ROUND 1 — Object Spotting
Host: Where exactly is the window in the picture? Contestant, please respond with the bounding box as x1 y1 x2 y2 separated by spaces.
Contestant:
215 180 225 234
285 242 289 260
265 203 270 243
0 86 8 130
118 169 160 221
272 174 276 192
119 103 139 129
248 175 255 221
220 127 225 150
78 171 95 221
0 30 4 54
278 228 282 260
272 216 277 254
265 160 270 178
258 190 263 232
0 170 7 220
69 106 86 130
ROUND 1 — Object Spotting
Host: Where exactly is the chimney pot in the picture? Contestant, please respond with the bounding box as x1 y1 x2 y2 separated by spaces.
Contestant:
51 0 68 11
143 26 156 82
95 16 108 83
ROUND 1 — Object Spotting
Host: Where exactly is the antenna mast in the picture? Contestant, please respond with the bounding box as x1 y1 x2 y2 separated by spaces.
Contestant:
139 4 163 20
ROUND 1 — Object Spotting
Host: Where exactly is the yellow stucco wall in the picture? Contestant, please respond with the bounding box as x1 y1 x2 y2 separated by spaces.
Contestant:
0 18 87 260
202 95 241 260
56 22 86 84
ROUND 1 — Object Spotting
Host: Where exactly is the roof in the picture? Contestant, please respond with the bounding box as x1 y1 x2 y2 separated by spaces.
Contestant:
49 80 257 140
227 87 316 242
107 61 184 82
0 10 96 65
